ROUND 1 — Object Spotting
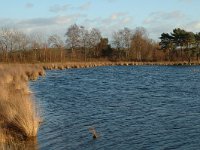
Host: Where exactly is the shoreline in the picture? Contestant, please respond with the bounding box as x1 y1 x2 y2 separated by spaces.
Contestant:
2 61 200 71
0 64 45 144
39 61 200 70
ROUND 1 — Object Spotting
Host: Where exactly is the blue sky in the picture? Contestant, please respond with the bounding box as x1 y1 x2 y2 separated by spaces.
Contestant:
0 0 200 40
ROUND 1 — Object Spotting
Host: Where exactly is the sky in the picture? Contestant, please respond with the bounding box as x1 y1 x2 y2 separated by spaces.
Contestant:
0 0 200 41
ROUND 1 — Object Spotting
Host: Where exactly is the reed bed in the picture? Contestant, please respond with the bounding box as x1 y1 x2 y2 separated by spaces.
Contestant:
0 64 45 144
41 61 200 70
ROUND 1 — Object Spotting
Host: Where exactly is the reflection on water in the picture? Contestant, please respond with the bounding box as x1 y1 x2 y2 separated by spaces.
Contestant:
31 66 200 150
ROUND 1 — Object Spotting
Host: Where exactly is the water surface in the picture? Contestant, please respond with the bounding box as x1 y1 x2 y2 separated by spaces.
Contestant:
30 66 200 150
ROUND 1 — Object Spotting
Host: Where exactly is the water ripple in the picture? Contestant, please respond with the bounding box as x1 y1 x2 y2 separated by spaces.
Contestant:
30 66 200 150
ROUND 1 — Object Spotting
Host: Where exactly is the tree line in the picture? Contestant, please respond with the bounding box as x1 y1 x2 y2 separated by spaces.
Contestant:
0 24 199 63
160 28 200 62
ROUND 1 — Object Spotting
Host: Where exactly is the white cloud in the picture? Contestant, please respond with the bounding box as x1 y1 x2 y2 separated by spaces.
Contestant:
122 17 131 24
184 21 200 32
19 15 85 27
144 19 200 40
110 13 126 20
78 1 92 10
49 4 70 13
0 14 86 35
80 12 133 38
144 11 186 24
142 10 200 40
102 12 133 25
49 2 91 13
1 9 198 41
147 24 175 40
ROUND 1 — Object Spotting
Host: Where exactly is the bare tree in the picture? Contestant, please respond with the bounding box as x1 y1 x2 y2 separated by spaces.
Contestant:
48 34 65 62
13 31 30 62
89 28 102 57
29 32 47 49
79 26 90 61
29 32 48 62
65 24 81 54
122 27 132 59
112 31 123 50
0 27 13 61
17 31 30 50
131 27 148 61
48 34 64 48
112 27 133 59
0 28 31 62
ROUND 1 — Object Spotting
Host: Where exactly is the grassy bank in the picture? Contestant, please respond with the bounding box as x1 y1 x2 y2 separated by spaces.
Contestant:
0 64 45 144
40 61 200 70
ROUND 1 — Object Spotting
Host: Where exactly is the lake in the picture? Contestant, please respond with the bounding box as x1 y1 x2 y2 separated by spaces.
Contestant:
30 66 200 150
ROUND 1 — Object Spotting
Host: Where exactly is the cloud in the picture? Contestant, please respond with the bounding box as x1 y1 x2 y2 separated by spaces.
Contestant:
147 24 175 40
184 21 200 32
1 9 197 41
0 14 86 35
78 2 92 10
58 12 133 39
80 12 133 38
144 11 186 24
49 2 91 13
146 20 200 41
18 14 85 27
142 10 197 40
144 21 199 40
25 3 34 8
49 4 70 13
0 18 14 26
102 12 133 25
110 13 126 20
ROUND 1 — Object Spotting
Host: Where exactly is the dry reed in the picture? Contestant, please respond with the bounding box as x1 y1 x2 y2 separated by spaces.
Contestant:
40 61 200 71
0 64 44 143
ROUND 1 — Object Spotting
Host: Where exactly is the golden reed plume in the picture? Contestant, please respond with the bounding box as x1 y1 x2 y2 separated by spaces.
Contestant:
0 64 45 143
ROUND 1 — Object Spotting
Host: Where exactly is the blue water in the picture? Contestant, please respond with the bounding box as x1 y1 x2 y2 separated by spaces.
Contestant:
30 66 200 150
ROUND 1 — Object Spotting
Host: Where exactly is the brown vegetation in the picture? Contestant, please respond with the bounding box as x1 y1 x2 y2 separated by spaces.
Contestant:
0 26 200 63
0 64 44 144
40 61 200 71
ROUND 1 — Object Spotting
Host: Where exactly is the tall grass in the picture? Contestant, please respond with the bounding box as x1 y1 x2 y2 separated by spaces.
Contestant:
0 64 44 143
41 61 200 71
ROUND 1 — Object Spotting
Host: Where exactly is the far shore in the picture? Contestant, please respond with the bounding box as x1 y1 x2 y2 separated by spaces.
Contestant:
9 61 200 70
2 61 200 71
